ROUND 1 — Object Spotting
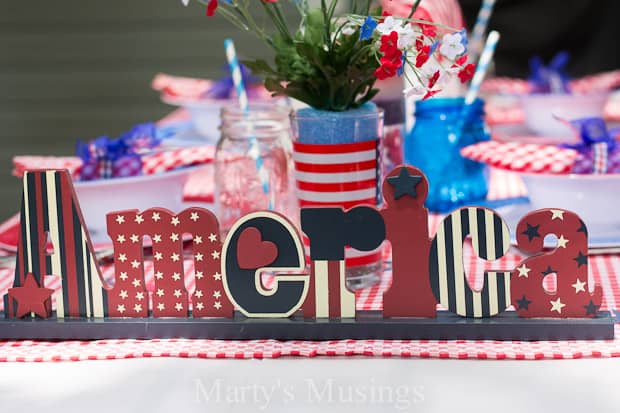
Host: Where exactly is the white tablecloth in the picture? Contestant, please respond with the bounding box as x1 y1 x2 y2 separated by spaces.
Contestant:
0 357 618 412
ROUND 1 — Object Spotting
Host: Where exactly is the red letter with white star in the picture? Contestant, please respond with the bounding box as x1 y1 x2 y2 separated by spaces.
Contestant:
511 209 603 318
381 166 437 318
105 207 233 318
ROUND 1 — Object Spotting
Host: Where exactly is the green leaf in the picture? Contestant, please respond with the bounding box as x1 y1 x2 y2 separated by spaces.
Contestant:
243 59 277 76
303 9 326 45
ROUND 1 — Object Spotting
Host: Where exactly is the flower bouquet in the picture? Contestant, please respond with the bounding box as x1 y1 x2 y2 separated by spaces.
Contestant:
187 0 473 285
196 0 473 108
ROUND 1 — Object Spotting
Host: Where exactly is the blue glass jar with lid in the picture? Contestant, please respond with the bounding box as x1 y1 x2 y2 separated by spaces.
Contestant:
403 97 490 212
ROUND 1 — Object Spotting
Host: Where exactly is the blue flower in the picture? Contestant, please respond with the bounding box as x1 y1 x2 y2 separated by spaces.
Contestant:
359 16 377 41
458 28 468 51
429 41 439 54
397 52 406 77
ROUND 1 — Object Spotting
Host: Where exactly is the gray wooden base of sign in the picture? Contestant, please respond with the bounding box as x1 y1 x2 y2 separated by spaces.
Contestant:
0 311 614 341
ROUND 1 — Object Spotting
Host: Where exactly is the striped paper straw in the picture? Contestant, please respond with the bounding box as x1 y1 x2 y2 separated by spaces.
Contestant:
464 30 500 106
224 38 249 110
469 0 497 58
223 38 272 200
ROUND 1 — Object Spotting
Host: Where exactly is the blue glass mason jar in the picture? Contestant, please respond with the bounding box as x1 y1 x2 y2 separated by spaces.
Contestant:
403 97 490 212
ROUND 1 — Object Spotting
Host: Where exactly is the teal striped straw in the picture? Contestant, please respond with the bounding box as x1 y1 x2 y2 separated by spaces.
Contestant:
458 31 500 132
223 38 273 208
464 30 500 107
224 38 249 110
470 0 497 59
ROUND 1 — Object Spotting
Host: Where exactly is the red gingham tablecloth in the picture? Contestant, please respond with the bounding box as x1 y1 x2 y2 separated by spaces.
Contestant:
0 168 619 362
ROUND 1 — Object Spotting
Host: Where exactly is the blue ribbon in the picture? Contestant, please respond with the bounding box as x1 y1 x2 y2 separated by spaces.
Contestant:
76 122 162 179
528 52 571 94
560 118 618 152
559 117 620 173
77 123 162 160
119 123 161 150
76 136 125 163
202 64 260 99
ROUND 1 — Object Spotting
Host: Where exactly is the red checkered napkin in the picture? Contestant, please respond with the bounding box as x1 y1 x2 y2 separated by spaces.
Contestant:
142 146 215 175
183 165 215 203
481 70 620 95
152 73 273 103
485 104 524 125
12 156 82 179
481 77 531 95
13 146 215 179
461 141 578 174
571 70 620 94
152 73 213 101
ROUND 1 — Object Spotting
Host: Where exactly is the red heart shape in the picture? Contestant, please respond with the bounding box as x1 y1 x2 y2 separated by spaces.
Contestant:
237 227 278 269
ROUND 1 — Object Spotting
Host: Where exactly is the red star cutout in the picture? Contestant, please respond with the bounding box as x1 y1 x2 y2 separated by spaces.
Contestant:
8 273 54 319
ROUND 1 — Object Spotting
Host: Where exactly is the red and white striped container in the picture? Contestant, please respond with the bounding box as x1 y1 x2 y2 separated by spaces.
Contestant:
290 108 384 288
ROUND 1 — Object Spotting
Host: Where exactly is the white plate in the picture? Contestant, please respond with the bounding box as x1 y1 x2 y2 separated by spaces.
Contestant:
160 126 219 147
520 92 610 138
75 165 205 244
497 202 620 250
490 123 569 144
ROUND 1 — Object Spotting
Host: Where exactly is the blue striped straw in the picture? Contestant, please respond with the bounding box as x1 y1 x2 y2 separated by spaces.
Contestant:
464 30 500 106
223 38 272 205
456 30 500 137
469 0 497 58
224 38 249 111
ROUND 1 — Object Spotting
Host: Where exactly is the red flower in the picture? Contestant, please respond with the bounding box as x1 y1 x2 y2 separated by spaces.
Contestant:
458 63 476 83
418 19 436 38
422 89 441 100
377 31 403 80
374 57 401 80
455 55 468 66
380 31 401 61
427 70 440 88
415 36 424 51
415 45 430 67
379 11 392 23
206 0 218 16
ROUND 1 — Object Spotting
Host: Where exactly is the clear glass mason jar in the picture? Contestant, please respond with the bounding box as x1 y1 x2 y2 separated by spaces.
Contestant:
404 97 490 212
214 104 297 237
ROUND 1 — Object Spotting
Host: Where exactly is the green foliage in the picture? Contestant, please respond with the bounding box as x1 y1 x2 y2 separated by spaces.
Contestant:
211 1 382 111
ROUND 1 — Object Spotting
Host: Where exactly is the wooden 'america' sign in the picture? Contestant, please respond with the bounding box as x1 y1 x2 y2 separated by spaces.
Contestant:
0 166 612 340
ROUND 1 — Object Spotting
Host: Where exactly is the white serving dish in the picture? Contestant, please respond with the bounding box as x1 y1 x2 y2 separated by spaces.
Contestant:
74 166 203 243
519 172 620 230
520 92 610 139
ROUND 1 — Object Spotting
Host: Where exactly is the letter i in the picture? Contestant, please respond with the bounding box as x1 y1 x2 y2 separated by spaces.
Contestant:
381 166 436 318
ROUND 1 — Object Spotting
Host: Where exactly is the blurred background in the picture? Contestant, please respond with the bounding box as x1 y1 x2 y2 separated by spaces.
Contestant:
1 0 618 220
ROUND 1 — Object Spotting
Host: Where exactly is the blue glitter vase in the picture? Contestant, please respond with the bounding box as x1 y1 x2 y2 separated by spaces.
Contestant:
290 102 384 289
404 97 490 212
293 102 381 144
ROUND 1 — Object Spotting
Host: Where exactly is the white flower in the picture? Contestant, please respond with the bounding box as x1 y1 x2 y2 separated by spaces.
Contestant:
419 56 449 87
439 32 466 60
341 24 357 36
396 24 416 49
445 66 461 75
181 0 189 6
434 71 450 87
332 18 357 41
403 82 426 98
376 16 399 35
420 56 441 78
